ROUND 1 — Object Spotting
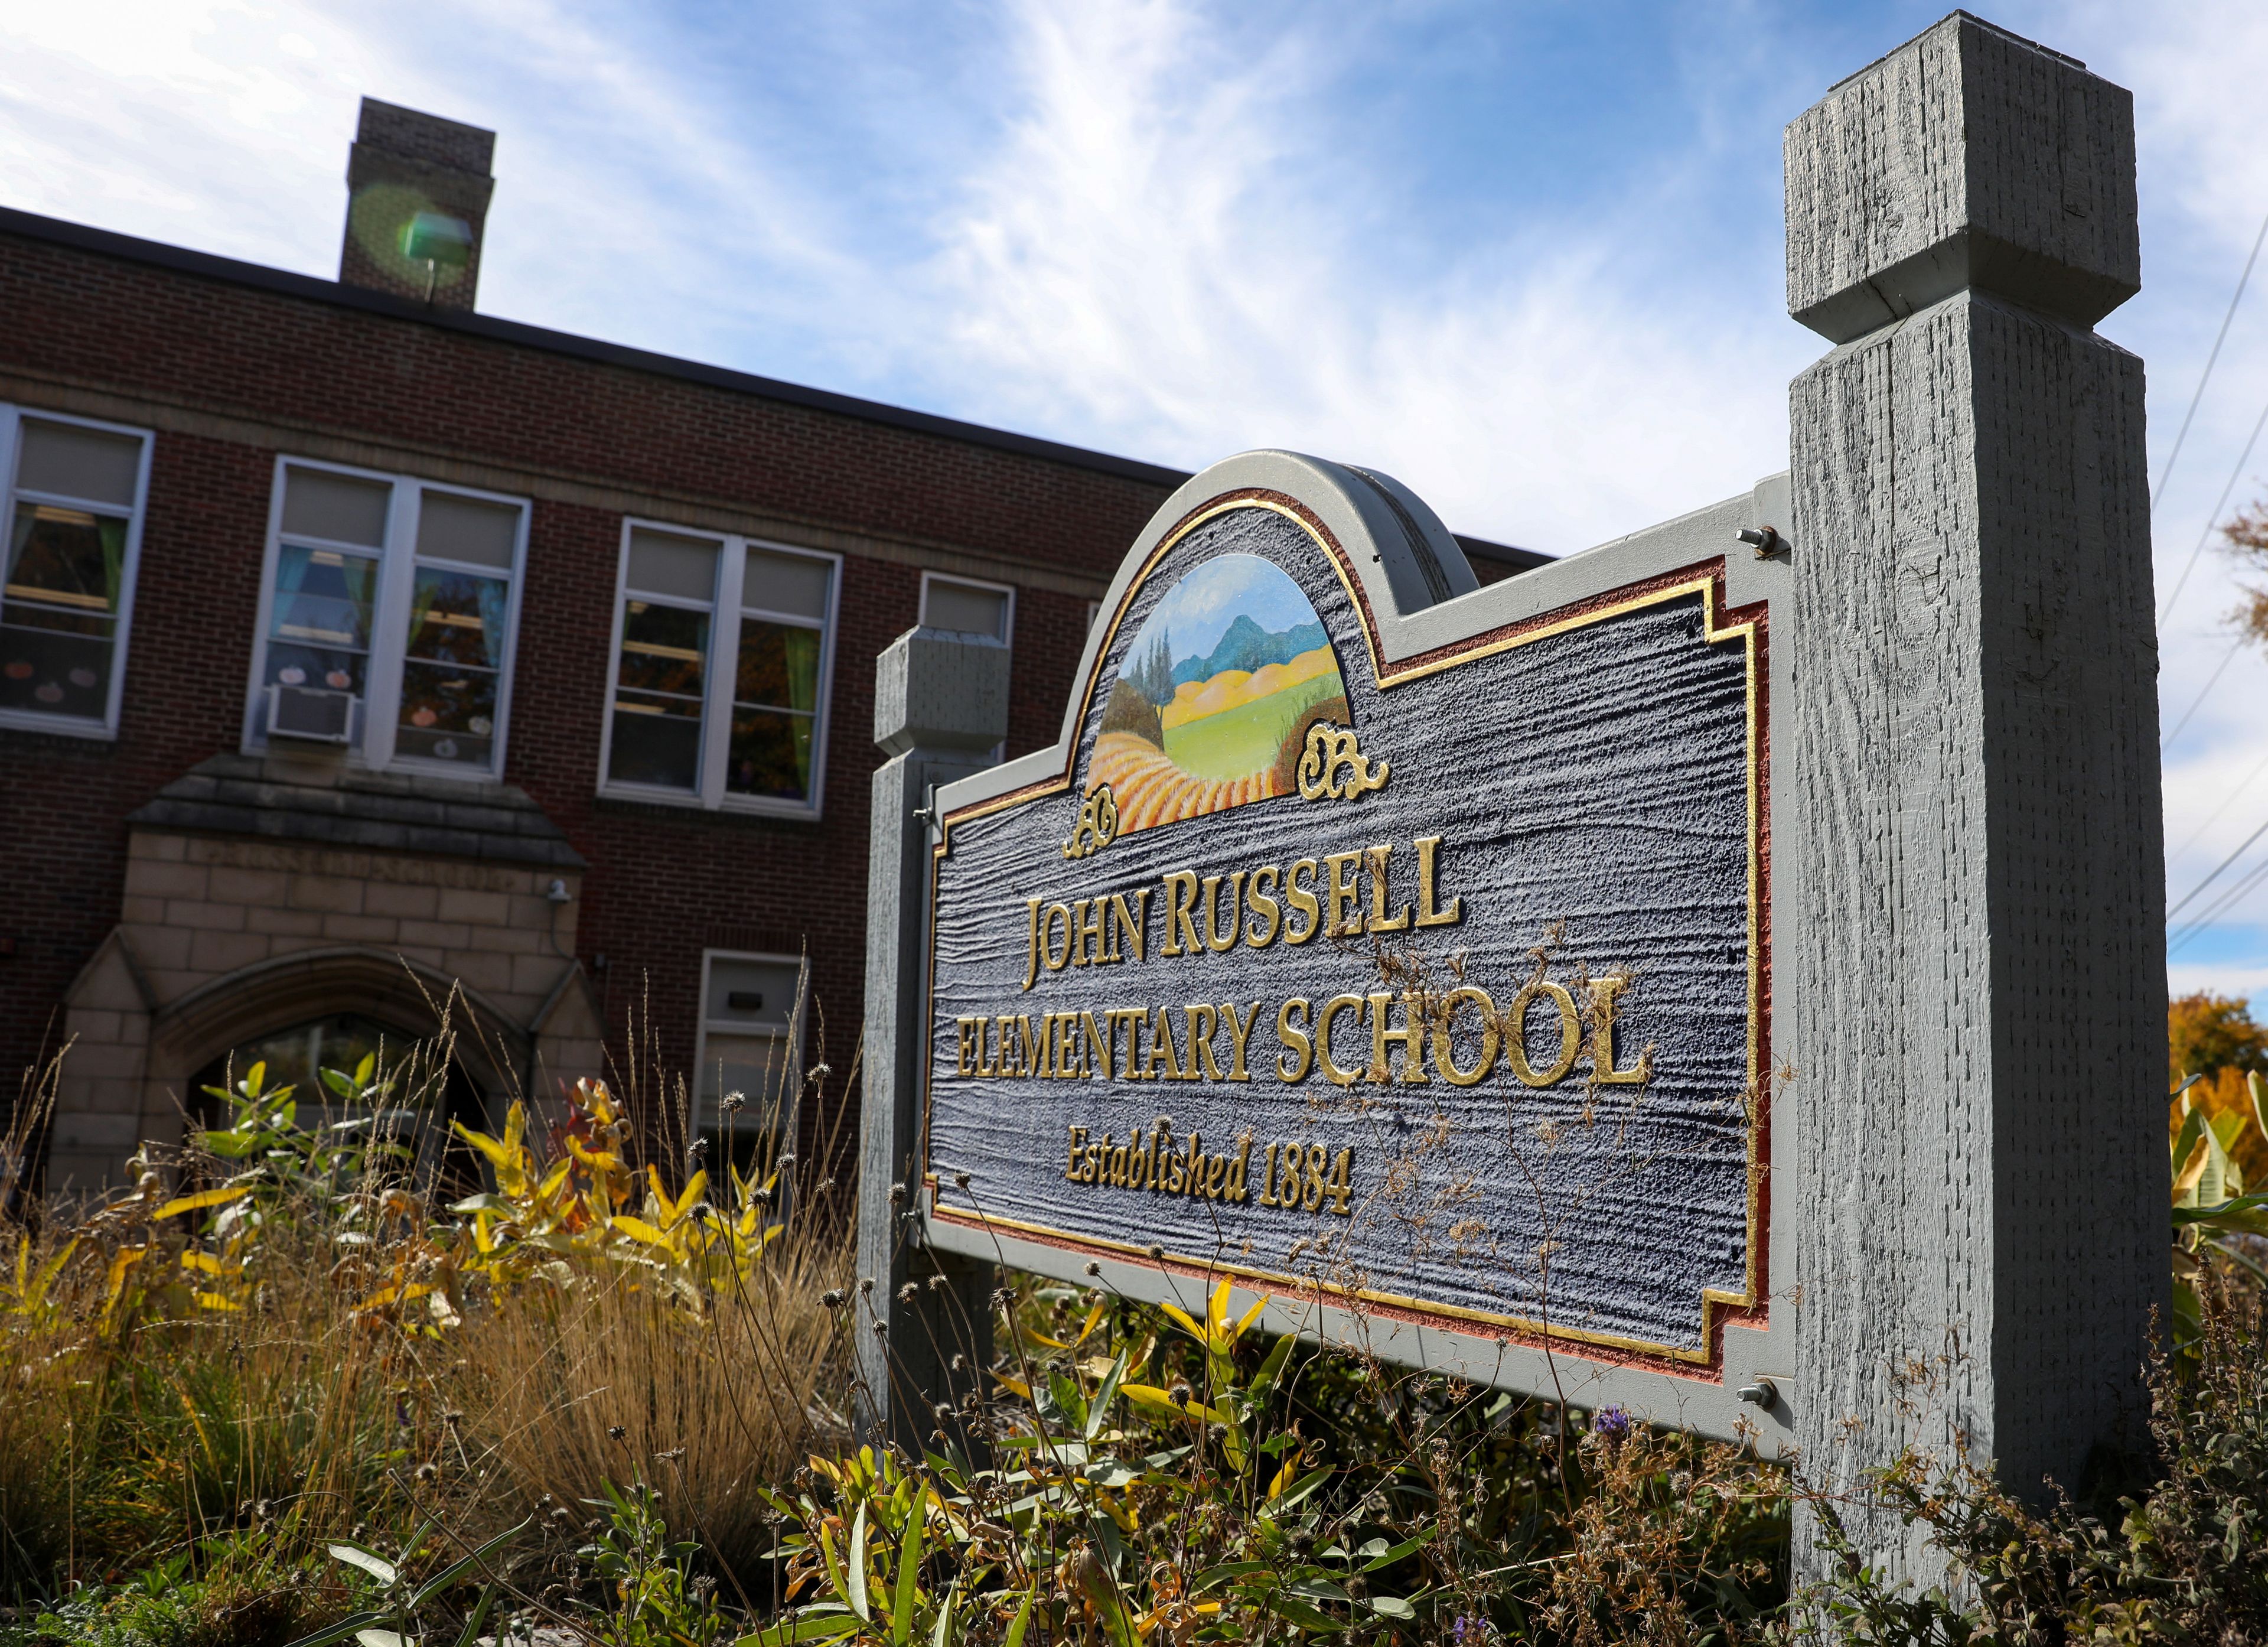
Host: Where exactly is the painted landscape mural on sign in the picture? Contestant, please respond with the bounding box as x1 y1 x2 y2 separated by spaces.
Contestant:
1091 552 1349 834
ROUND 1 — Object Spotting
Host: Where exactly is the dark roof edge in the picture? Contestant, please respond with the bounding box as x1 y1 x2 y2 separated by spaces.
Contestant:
1454 533 1553 571
0 204 1192 490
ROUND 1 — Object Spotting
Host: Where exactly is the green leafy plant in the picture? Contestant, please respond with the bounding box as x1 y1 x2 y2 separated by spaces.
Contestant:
569 1481 731 1647
281 1516 526 1647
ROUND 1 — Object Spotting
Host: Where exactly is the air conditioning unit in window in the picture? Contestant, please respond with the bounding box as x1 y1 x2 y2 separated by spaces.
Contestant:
267 684 355 743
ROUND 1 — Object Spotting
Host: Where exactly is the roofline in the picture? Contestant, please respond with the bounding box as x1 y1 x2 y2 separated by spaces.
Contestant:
0 204 1192 489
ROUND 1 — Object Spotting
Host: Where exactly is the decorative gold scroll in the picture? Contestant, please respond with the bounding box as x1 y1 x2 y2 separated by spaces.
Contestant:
1060 783 1120 860
1295 722 1390 802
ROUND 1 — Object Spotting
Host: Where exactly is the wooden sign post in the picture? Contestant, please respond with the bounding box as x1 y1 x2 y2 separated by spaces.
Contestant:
1784 13 2162 1573
858 11 2163 1586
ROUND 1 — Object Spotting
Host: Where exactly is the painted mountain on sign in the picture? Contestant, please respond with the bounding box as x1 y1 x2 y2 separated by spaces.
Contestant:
1090 554 1348 836
1169 614 1328 687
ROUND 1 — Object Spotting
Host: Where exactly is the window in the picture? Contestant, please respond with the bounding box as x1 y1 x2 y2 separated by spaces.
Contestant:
0 407 152 736
920 572 1014 761
920 572 1014 645
601 523 840 816
246 459 527 776
695 951 807 1147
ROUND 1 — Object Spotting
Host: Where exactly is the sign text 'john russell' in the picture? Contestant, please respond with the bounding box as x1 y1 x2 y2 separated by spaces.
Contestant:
924 499 1765 1368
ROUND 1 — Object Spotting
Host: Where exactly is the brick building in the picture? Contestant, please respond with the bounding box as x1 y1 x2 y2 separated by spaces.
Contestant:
0 99 1540 1191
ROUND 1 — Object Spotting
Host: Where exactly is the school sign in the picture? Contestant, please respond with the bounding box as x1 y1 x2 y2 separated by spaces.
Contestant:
859 12 2165 1580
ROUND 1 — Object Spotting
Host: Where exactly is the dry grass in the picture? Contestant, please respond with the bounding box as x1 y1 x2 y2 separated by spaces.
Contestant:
447 1207 850 1580
0 994 856 1602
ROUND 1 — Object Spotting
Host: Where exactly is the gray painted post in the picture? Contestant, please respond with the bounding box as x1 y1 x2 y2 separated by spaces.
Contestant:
1785 13 2165 1578
858 626 1011 1452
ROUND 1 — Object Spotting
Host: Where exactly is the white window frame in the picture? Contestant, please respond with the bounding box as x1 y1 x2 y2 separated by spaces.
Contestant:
920 571 1015 763
596 520 843 819
693 948 809 1141
920 569 1016 647
241 455 530 779
0 404 155 740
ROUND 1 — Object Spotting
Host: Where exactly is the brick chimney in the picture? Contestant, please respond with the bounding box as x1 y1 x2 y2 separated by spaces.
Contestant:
339 97 496 310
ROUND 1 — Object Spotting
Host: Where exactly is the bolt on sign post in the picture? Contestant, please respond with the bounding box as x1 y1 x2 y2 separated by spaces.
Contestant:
859 9 2162 1586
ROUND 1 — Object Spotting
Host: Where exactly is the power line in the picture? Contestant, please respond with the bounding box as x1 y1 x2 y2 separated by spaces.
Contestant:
2153 209 2268 515
2168 806 2268 921
2159 392 2268 626
2161 635 2246 750
2169 852 2268 954
2170 743 2268 862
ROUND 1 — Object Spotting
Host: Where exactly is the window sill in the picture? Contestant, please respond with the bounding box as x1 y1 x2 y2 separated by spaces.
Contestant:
595 782 823 823
0 708 117 742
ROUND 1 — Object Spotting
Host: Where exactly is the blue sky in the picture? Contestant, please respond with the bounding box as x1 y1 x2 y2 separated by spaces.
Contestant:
3 0 2266 1004
1139 554 1319 668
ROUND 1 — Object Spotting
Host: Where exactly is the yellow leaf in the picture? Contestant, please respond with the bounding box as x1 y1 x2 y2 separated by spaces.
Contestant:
671 1169 710 1223
2174 1134 2211 1204
153 1184 253 1220
611 1215 679 1251
193 1291 243 1312
1231 1296 1267 1341
1158 1300 1203 1342
179 1251 239 1278
453 1121 519 1170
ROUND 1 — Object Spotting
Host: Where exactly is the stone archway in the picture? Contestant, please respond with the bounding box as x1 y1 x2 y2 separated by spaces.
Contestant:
150 945 532 1110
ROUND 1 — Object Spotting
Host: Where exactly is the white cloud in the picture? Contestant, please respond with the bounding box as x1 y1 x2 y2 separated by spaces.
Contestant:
923 0 1800 554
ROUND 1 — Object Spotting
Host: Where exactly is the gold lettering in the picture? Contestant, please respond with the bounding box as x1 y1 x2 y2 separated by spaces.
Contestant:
1081 1011 1111 1079
1590 974 1650 1084
1225 1135 1253 1203
1143 1004 1185 1080
1115 1007 1148 1079
1258 1143 1282 1206
1085 1141 1103 1181
1324 851 1364 936
1041 903 1074 972
1036 1013 1057 1078
1317 993 1367 1087
956 1016 979 1078
1367 991 1429 1084
1431 987 1500 1086
1161 871 1204 956
1507 981 1582 1087
1017 1015 1042 1076
1021 896 1043 991
1282 860 1322 944
976 1016 1000 1079
1204 1155 1226 1199
1415 835 1462 928
1276 997 1314 1082
1166 1140 1188 1193
1188 1003 1226 1080
1181 1131 1205 1196
1073 898 1107 967
1065 1125 1087 1178
1109 889 1151 962
1221 1000 1261 1081
1201 871 1245 952
1245 864 1282 947
1364 844 1410 932
1108 1140 1128 1186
